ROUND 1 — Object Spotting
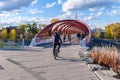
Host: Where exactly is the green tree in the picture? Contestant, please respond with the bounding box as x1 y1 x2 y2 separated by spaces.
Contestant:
1 29 7 39
31 22 38 35
26 22 39 37
39 23 46 31
18 22 39 39
31 22 37 28
26 23 31 33
9 29 16 40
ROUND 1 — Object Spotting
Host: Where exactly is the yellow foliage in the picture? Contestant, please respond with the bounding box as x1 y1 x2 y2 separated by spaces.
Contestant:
105 23 120 39
25 33 28 39
18 24 26 31
20 33 23 39
51 18 59 23
10 29 16 40
1 29 7 39
92 28 101 38
105 26 112 39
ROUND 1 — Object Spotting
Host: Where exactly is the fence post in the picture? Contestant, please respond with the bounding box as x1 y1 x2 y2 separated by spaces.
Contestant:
22 38 24 48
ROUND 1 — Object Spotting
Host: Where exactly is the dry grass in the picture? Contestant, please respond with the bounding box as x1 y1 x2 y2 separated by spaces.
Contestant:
90 46 120 77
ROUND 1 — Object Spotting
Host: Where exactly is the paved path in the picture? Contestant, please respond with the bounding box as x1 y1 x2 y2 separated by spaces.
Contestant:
0 43 99 80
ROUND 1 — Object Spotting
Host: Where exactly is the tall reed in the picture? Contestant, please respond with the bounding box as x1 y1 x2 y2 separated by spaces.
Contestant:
90 46 120 77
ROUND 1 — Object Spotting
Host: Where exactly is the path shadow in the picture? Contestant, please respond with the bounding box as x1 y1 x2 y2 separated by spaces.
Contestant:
36 42 75 48
36 42 53 48
55 56 80 63
0 48 44 52
62 43 71 47
113 74 120 79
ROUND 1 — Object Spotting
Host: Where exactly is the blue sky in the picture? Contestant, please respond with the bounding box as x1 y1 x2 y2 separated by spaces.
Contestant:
0 0 120 29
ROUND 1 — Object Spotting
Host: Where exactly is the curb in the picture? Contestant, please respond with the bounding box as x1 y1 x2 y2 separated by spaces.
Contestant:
86 60 119 80
87 64 103 80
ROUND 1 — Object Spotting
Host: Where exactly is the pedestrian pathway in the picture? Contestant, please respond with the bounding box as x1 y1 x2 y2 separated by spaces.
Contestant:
0 43 99 80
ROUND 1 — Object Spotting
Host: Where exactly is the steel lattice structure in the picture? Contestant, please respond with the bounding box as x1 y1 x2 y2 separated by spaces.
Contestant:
35 20 91 45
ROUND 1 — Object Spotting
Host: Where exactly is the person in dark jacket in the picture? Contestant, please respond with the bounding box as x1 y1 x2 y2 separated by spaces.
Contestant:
68 33 71 43
53 31 62 54
76 33 81 43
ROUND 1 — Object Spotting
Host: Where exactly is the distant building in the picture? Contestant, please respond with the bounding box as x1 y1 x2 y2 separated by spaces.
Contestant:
9 26 18 29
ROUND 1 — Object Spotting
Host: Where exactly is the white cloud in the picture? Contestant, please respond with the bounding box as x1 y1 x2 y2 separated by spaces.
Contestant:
89 7 105 12
89 23 106 29
44 2 56 8
29 9 43 14
56 11 86 21
57 12 75 20
0 0 36 12
84 16 93 21
112 6 120 9
99 7 105 11
32 0 38 5
0 10 22 19
0 16 51 26
0 13 11 18
89 8 97 12
62 0 118 12
58 0 62 4
107 10 120 16
0 1 5 7
96 12 103 16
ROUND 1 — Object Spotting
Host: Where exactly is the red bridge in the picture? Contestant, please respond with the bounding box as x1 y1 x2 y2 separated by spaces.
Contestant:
35 19 91 45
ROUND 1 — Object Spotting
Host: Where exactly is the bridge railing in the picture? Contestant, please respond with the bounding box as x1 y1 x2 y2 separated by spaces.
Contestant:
0 39 31 48
88 38 120 49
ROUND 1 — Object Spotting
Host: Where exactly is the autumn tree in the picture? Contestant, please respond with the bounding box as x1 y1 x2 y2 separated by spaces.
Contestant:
51 18 59 23
116 26 120 39
20 33 23 39
25 32 28 39
40 24 46 27
92 28 102 38
105 26 112 39
1 29 7 39
9 29 16 40
105 23 120 39
110 24 118 39
18 24 26 31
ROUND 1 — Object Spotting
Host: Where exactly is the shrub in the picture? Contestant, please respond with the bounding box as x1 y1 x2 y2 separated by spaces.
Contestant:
90 46 120 77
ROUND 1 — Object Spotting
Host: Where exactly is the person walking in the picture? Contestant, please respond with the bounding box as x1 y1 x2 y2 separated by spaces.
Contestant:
63 32 66 42
76 33 81 43
68 33 71 44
